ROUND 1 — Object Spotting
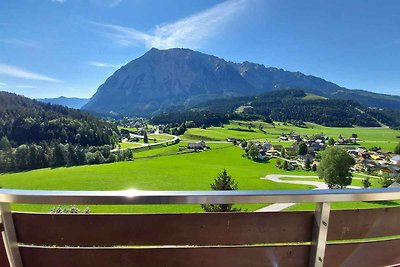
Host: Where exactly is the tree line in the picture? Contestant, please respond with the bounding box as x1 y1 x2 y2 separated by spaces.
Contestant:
0 91 119 147
0 92 124 173
182 89 399 128
0 137 133 173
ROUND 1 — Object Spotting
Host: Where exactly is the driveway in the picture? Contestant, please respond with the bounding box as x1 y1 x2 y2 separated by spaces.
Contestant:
255 174 360 212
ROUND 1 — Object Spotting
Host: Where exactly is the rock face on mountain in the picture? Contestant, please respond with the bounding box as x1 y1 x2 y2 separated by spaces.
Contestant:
82 48 400 116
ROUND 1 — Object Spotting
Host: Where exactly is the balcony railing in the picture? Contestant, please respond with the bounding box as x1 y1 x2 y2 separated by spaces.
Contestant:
1 187 400 267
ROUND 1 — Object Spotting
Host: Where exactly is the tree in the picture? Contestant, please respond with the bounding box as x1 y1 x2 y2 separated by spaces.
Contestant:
143 132 148 143
14 144 29 170
311 163 317 172
247 144 259 161
318 146 355 189
201 169 241 212
282 160 288 170
52 144 67 167
0 137 12 151
395 142 400 154
298 142 307 155
275 158 282 167
304 158 311 170
328 137 335 146
280 148 286 158
351 133 358 139
362 178 371 188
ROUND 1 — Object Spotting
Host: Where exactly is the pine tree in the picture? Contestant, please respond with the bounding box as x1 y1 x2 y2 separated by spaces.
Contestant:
298 142 307 155
328 138 335 146
143 132 148 143
395 142 400 154
0 137 12 151
201 169 241 212
304 158 311 170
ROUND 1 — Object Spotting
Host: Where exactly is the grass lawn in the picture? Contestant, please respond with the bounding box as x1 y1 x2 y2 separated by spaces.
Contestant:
1 121 398 213
0 143 313 213
119 142 143 149
148 134 175 140
280 176 382 188
182 120 400 152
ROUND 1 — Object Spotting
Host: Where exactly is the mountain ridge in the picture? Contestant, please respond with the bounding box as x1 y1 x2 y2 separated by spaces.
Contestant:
82 48 400 116
37 96 89 109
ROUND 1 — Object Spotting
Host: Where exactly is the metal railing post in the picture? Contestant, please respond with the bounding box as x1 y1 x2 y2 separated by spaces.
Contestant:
0 203 23 267
309 202 330 267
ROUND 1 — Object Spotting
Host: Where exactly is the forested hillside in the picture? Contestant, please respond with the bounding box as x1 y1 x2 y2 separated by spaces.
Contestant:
0 91 117 146
152 89 400 128
0 92 134 173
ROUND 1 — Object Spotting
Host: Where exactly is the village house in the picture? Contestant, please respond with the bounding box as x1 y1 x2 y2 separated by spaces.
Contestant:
390 155 400 165
298 154 315 167
270 145 283 152
262 142 272 151
289 134 302 142
358 159 381 172
187 141 207 151
279 135 288 141
380 165 400 177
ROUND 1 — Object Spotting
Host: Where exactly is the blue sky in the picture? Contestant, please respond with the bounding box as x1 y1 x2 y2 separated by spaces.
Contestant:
0 0 399 98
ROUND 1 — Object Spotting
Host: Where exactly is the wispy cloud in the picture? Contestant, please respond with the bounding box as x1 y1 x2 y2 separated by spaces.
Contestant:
91 0 250 49
109 0 123 8
51 0 66 3
0 63 60 82
88 61 121 68
0 82 7 88
14 85 37 89
1 38 38 49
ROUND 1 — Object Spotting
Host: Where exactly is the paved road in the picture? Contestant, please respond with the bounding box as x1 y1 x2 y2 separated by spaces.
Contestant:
112 134 180 152
255 174 360 212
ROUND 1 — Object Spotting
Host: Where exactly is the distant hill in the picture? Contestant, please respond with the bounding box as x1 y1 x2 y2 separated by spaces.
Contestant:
152 89 400 128
37 96 89 109
82 48 400 117
0 91 117 146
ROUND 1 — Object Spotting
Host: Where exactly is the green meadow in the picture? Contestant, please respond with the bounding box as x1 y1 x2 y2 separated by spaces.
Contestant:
0 121 399 213
182 121 400 151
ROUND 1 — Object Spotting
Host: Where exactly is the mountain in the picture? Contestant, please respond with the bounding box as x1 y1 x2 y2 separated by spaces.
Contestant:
82 48 400 117
0 91 117 146
37 96 89 109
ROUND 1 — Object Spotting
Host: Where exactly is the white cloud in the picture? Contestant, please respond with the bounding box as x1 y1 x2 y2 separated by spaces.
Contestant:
91 0 249 49
14 85 37 89
1 38 38 49
88 61 121 68
109 0 123 8
0 82 7 88
51 0 66 3
0 63 60 82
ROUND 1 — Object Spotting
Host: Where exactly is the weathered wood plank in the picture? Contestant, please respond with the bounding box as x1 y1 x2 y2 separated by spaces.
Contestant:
328 207 400 240
14 212 314 246
20 245 310 267
325 239 400 267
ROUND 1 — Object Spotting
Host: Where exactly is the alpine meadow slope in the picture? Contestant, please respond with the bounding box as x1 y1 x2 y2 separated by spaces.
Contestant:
82 48 400 117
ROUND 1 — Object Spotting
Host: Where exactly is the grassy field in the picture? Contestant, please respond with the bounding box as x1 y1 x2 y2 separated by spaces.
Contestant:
119 142 143 149
1 120 399 213
0 143 314 213
182 120 400 152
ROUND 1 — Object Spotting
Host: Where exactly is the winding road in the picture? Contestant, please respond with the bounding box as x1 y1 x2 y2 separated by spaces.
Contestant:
255 174 361 212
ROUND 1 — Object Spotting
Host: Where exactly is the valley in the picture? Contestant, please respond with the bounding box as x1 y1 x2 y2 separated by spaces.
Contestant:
1 120 399 213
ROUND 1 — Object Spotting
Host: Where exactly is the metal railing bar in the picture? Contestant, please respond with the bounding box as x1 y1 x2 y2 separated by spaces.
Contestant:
0 203 23 267
0 188 399 205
